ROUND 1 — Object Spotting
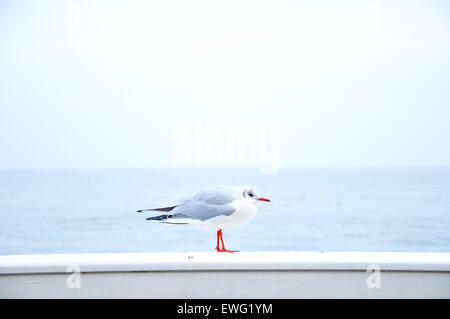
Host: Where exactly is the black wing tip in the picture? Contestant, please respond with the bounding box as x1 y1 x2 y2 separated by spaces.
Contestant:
137 206 177 214
146 214 169 221
153 206 177 212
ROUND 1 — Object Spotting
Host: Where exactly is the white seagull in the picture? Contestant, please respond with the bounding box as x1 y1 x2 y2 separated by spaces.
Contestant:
137 185 271 252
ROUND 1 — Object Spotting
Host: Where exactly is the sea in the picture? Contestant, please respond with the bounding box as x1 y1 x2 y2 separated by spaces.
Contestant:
0 168 449 255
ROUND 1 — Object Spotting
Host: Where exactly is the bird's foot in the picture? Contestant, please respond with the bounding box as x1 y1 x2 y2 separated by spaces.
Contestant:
216 247 239 253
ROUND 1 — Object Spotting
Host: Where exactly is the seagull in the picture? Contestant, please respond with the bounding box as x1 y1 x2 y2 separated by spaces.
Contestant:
137 185 271 253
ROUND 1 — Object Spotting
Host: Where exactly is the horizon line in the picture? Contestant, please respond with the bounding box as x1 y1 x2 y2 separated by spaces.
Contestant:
1 165 450 170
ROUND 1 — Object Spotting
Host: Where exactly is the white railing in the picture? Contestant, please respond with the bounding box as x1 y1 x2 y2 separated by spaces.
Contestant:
1 252 449 298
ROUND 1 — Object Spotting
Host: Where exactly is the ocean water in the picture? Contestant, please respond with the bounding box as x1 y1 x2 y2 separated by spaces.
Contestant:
0 168 449 255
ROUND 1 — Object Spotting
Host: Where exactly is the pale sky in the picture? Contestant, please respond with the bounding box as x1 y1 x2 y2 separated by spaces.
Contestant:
0 0 449 169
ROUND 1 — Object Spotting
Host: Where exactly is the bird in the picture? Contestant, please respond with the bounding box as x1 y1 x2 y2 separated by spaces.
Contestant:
137 185 271 253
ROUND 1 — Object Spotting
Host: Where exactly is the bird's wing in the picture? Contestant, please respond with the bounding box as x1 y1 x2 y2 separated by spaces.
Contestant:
138 185 241 221
172 200 237 221
191 185 241 205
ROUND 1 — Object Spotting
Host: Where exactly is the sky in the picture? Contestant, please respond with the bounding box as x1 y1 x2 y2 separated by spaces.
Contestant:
0 0 449 169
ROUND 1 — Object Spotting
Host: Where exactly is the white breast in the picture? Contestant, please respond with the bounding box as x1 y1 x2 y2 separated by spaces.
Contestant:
203 199 258 230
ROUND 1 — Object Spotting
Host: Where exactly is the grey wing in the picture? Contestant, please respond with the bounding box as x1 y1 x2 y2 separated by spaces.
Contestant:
172 200 237 221
191 186 241 205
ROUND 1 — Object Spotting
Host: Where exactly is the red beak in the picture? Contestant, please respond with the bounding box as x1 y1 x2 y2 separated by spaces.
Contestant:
257 197 271 202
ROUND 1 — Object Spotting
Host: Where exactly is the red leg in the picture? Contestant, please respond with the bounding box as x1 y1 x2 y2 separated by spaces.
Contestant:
215 230 221 251
216 229 238 253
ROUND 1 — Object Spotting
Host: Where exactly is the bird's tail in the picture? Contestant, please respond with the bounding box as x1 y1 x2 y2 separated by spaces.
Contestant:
138 206 194 225
146 214 170 221
146 214 191 225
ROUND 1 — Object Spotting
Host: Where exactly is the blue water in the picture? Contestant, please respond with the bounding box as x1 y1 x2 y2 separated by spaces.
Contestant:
0 168 449 255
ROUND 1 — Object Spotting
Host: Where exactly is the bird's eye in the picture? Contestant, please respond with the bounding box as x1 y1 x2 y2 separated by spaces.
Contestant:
249 193 254 197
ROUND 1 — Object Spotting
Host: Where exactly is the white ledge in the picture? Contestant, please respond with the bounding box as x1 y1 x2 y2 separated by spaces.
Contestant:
1 251 449 274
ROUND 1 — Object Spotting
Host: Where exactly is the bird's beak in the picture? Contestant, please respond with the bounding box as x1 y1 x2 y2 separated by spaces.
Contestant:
257 197 271 202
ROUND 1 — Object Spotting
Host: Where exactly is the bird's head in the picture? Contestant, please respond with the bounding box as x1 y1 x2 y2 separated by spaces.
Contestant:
242 186 271 204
